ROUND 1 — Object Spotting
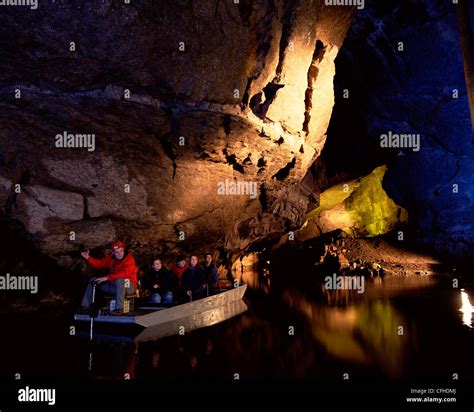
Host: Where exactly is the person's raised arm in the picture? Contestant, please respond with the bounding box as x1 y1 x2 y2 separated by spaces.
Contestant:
81 250 110 269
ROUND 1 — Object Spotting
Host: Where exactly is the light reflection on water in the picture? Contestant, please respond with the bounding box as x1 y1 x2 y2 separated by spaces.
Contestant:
459 289 473 328
75 274 474 381
241 269 438 378
3 272 474 383
282 290 408 378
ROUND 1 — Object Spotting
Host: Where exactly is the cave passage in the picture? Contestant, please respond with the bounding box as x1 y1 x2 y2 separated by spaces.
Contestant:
0 0 473 408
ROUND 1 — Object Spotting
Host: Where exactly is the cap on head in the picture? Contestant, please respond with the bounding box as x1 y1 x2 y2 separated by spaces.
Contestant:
111 241 126 250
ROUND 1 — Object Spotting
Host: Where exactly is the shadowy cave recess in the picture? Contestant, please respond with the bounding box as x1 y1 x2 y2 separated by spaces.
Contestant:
0 0 473 307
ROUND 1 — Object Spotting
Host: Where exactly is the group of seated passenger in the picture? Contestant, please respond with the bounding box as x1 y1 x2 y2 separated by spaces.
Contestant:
144 254 219 306
79 241 219 315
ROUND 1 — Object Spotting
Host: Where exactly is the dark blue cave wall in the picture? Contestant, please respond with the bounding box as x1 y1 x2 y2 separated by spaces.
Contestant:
332 0 474 261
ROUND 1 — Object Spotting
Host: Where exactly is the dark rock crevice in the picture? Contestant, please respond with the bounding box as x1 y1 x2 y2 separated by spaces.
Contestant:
83 195 90 220
247 0 296 120
272 157 296 181
273 0 298 83
222 148 245 174
241 77 253 109
237 0 254 26
259 184 268 211
250 82 285 119
303 40 326 134
222 114 232 136
158 107 178 179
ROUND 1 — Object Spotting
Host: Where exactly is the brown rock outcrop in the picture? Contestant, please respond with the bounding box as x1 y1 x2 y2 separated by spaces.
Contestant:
0 0 355 265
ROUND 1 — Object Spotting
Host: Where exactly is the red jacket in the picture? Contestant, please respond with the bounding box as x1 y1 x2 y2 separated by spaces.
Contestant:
87 253 138 288
172 263 189 286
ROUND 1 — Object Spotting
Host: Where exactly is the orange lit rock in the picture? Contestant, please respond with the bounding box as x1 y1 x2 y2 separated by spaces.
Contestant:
0 1 355 265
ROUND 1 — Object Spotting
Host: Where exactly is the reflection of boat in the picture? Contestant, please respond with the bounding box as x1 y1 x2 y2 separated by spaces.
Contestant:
74 285 248 340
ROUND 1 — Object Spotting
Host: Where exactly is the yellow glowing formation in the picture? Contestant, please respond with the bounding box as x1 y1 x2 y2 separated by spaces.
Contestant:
307 165 408 237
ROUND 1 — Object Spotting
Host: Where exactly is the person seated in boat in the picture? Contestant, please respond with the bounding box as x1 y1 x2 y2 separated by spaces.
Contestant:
144 258 178 305
181 255 205 301
80 241 138 315
203 253 219 295
171 255 188 288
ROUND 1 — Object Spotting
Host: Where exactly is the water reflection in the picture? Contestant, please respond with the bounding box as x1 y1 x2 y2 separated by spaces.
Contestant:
459 289 473 328
83 330 226 381
87 342 137 380
137 335 221 381
282 290 408 378
78 274 474 382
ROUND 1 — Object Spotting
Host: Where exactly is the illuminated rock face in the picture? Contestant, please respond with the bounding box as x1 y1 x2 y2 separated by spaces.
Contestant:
299 166 408 240
0 1 355 263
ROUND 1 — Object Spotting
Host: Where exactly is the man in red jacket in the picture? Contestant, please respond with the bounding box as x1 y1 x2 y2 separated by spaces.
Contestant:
80 241 138 315
171 255 188 287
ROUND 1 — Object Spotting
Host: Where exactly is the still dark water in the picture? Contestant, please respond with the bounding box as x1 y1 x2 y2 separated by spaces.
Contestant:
2 275 474 383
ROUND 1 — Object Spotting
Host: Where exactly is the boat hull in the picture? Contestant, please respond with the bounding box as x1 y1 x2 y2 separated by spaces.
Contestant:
134 299 248 342
73 284 248 330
